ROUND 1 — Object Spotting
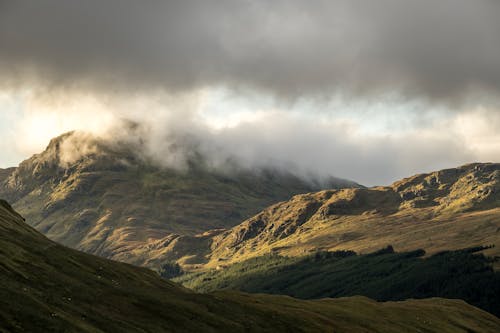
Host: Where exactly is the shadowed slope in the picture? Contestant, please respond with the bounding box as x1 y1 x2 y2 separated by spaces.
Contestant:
1 200 500 332
176 247 500 316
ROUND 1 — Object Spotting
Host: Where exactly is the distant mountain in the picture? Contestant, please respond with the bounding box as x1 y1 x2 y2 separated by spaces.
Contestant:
1 199 499 332
206 163 500 266
0 131 358 267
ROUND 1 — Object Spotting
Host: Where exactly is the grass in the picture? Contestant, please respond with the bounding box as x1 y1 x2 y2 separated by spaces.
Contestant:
1 199 499 332
176 246 500 316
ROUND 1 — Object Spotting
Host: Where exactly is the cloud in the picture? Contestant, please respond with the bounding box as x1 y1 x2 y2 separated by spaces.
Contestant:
47 104 481 186
1 1 499 185
191 111 478 186
1 86 497 186
1 0 499 104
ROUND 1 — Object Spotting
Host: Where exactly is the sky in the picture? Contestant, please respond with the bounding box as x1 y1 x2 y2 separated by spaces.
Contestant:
0 0 499 186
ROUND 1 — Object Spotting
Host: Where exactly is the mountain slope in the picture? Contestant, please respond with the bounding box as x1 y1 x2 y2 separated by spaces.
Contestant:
207 163 500 266
0 132 357 268
0 168 15 184
176 247 500 316
1 199 499 332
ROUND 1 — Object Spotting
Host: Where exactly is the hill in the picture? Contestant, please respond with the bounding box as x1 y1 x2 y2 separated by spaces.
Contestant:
0 167 15 183
176 247 500 316
1 199 499 332
2 135 499 273
0 131 357 268
206 163 500 267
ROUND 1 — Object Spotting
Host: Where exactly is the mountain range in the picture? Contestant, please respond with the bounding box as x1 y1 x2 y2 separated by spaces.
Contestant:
4 199 499 332
0 131 356 268
206 163 500 267
1 132 500 331
1 133 499 274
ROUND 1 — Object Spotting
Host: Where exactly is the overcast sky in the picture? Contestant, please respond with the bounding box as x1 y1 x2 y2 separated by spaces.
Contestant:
1 0 499 186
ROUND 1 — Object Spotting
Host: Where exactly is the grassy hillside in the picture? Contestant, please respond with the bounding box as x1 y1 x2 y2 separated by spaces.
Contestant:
207 163 500 267
1 199 499 332
0 132 356 268
176 247 500 316
2 132 499 277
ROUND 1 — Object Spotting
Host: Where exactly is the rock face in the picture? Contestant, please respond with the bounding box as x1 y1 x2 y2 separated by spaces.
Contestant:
0 131 358 268
392 163 499 212
208 163 500 266
1 200 500 332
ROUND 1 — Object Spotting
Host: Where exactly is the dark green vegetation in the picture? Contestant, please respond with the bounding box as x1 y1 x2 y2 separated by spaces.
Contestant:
159 261 183 279
3 200 499 332
176 246 500 316
0 131 356 268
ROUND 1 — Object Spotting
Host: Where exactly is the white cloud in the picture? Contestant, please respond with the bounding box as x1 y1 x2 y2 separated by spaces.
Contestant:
1 88 498 186
451 108 500 162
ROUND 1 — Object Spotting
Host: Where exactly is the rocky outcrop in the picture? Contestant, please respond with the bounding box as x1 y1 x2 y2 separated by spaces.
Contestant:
208 163 500 266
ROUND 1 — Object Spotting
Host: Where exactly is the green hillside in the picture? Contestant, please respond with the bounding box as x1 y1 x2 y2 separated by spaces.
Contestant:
0 132 356 268
176 246 500 316
1 199 500 332
3 138 499 276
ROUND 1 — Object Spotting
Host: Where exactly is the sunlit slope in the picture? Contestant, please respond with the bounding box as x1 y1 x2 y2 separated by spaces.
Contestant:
0 131 356 267
208 163 500 266
1 200 499 333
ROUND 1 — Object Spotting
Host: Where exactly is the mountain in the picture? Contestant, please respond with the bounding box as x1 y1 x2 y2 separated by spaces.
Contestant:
176 247 500 316
206 163 500 267
0 131 358 268
3 133 499 273
1 199 499 332
0 167 15 183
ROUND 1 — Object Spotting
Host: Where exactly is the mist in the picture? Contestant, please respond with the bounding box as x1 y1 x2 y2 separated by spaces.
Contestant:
1 1 499 185
26 95 482 186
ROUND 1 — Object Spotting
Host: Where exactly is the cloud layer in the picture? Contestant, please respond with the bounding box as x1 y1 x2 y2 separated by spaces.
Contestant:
1 1 499 185
1 0 500 103
9 95 492 186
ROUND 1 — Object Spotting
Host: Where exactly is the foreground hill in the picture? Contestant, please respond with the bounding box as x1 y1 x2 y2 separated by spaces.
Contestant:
176 247 500 316
0 131 356 267
1 199 499 332
207 163 500 267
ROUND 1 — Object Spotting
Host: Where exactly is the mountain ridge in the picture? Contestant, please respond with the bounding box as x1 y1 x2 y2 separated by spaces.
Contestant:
0 131 358 268
1 199 499 332
2 132 499 272
205 162 500 267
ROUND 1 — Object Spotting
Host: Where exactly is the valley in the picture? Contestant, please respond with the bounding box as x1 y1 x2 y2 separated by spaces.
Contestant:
3 199 498 332
1 134 499 331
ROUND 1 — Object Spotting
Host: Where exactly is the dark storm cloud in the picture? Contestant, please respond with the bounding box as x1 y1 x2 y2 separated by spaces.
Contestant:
1 0 500 103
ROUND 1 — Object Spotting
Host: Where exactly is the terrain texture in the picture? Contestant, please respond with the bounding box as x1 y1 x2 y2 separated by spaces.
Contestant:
206 163 500 267
1 134 499 273
176 247 500 316
1 199 499 333
0 132 355 268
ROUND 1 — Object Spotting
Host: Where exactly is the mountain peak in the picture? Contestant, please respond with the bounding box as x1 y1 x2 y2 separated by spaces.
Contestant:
391 162 499 212
208 163 500 266
0 132 358 268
